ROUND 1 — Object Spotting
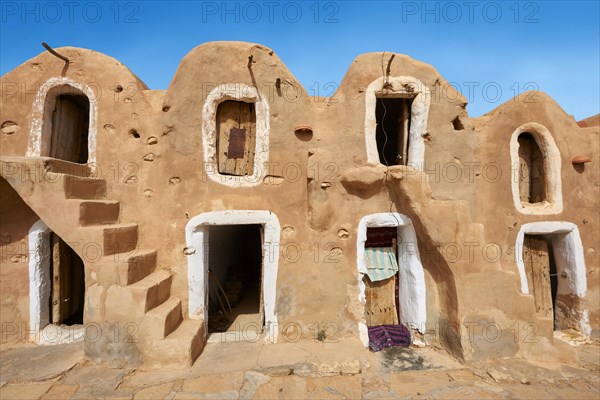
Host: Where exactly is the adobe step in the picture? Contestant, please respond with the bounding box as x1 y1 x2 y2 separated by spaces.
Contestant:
83 223 138 256
104 269 172 323
129 269 173 312
64 175 106 199
76 200 120 226
142 319 205 369
139 297 183 340
43 158 92 177
116 249 157 285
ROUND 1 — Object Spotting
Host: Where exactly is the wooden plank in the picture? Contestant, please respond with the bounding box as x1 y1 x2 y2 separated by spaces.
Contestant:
399 99 409 166
51 233 61 324
216 101 256 176
523 235 553 318
518 134 546 204
364 275 398 326
50 97 84 163
217 101 240 175
518 137 532 203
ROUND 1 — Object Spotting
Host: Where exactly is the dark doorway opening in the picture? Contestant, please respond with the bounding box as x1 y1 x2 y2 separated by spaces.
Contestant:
50 94 90 164
375 97 413 166
522 234 558 328
518 133 546 204
207 224 263 334
50 233 85 325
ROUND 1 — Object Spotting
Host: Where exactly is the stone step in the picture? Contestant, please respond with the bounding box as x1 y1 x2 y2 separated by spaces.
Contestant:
77 200 120 226
63 175 106 199
116 249 157 285
139 297 183 340
143 319 205 369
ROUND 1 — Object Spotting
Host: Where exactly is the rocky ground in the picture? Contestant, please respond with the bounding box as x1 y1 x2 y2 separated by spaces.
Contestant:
0 336 598 399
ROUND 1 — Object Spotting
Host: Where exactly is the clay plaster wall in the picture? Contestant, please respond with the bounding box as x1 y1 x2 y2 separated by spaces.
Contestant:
0 42 598 362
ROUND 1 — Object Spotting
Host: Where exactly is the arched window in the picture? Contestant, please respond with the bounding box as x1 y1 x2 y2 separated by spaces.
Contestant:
510 123 562 215
28 77 97 165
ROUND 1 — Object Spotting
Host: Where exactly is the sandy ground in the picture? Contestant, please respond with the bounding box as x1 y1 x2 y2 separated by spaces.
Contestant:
0 336 598 399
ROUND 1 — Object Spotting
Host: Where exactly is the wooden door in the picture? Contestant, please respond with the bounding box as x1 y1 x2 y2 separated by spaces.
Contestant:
518 134 546 203
51 234 85 324
364 274 399 326
523 235 553 318
50 97 85 163
216 101 256 176
518 137 531 203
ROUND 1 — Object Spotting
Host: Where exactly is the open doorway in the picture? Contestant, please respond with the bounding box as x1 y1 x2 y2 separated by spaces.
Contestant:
207 224 263 335
522 234 558 327
49 93 90 164
375 97 414 166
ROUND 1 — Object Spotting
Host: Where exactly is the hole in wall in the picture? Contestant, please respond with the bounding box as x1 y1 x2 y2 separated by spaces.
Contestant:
452 116 464 131
129 129 140 139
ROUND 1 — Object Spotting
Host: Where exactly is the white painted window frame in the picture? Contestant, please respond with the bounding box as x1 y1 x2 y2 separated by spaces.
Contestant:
364 76 430 167
201 84 270 187
27 77 98 166
356 213 426 346
185 210 280 342
510 122 563 215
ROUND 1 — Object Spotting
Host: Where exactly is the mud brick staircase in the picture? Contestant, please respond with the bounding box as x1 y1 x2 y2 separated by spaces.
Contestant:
0 157 204 368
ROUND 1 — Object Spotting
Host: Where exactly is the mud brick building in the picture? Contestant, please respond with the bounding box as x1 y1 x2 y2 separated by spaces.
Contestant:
1 42 598 368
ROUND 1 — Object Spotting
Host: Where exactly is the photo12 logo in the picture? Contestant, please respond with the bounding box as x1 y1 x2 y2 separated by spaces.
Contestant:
200 1 340 24
1 1 140 24
400 1 540 24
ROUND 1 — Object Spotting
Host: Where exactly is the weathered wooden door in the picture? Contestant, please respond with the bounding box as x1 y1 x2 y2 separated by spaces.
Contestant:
216 101 256 176
523 235 553 318
364 274 399 326
51 234 85 324
50 96 86 163
518 134 546 203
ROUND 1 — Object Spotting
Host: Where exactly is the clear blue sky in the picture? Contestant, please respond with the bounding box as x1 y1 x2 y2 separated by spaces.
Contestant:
1 1 599 119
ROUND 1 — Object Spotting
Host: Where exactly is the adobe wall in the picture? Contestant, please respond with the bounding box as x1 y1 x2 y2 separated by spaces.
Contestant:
0 41 597 362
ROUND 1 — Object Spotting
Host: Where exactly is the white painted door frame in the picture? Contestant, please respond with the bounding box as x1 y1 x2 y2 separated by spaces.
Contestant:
356 212 427 346
185 210 281 342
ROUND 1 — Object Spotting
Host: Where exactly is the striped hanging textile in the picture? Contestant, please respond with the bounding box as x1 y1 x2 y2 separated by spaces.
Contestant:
365 247 399 282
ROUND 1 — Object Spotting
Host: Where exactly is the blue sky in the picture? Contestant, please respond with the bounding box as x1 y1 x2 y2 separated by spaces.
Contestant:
1 1 599 119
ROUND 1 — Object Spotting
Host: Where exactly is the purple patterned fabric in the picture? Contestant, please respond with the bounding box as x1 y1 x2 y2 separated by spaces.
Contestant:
368 324 411 351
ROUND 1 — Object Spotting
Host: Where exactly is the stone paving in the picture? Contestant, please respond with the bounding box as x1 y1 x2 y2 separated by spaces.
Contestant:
0 337 598 399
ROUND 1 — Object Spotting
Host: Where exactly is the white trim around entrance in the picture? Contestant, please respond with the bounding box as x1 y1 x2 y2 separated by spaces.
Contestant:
356 212 426 346
185 210 281 342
